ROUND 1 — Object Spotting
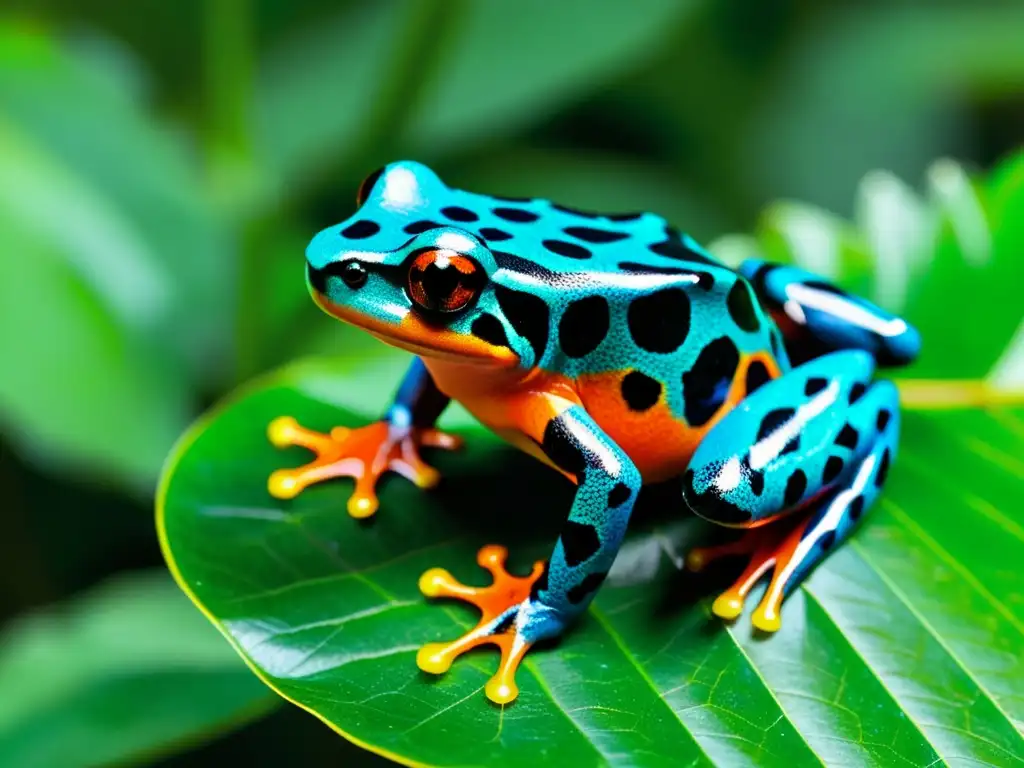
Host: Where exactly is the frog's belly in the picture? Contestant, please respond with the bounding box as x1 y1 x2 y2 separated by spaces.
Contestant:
576 354 779 483
433 354 779 485
456 387 694 484
575 372 705 482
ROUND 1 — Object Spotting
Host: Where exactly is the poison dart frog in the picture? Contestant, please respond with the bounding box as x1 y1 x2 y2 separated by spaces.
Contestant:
267 161 921 704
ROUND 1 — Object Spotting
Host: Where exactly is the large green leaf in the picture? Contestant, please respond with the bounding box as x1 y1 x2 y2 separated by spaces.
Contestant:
255 0 697 194
0 212 189 490
0 23 231 486
254 1 404 192
0 23 232 372
401 0 701 156
159 357 1024 767
0 570 275 768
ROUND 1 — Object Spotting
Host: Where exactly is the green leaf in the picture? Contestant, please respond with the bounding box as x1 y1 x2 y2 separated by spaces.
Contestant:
0 23 238 486
743 4 1024 214
254 1 404 191
900 155 1024 379
0 570 275 768
159 358 1024 766
0 213 189 490
403 0 702 155
0 23 233 382
255 0 698 192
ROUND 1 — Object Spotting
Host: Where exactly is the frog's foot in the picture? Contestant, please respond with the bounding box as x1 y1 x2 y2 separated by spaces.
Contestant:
266 416 462 519
686 523 800 633
416 545 547 705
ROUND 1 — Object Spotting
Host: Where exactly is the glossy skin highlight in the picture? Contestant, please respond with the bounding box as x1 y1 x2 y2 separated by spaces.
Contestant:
268 160 922 704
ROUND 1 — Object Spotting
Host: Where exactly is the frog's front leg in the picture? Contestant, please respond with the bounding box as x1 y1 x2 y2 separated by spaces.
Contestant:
683 349 898 631
416 399 641 704
266 357 462 518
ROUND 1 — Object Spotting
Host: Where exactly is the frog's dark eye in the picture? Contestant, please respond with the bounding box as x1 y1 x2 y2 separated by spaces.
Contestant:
355 167 385 207
407 249 485 314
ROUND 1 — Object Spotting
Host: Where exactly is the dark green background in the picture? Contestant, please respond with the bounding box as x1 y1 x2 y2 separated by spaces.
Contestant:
1 0 1022 765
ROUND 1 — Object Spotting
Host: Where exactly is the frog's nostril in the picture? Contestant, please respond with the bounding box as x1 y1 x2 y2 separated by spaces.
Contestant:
341 261 368 290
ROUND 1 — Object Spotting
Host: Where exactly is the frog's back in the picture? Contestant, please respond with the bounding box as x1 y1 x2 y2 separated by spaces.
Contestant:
435 181 786 481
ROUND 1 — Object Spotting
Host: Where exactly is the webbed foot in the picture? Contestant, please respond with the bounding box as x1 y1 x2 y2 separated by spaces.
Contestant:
417 545 547 705
266 416 462 518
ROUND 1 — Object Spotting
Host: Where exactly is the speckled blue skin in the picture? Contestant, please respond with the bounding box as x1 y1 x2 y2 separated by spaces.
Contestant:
303 160 921 658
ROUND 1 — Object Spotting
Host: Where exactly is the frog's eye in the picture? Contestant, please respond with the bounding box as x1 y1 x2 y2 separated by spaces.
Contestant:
355 167 385 207
407 249 485 314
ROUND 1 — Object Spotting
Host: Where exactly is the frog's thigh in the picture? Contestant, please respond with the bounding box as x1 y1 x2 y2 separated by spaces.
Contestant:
684 350 901 630
762 395 897 604
683 349 892 527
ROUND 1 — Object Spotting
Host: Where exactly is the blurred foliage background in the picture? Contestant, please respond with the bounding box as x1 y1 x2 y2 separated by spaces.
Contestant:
0 0 1022 765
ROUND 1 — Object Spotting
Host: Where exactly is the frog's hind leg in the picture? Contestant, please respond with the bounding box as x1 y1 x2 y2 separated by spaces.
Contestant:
752 419 894 631
738 258 921 368
694 417 895 631
683 350 900 631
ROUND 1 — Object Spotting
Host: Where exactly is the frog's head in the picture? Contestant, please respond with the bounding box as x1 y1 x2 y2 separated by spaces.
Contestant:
306 161 535 368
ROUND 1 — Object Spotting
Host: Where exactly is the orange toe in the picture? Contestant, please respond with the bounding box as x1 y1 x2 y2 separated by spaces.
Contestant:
266 417 461 518
702 519 808 632
417 545 545 705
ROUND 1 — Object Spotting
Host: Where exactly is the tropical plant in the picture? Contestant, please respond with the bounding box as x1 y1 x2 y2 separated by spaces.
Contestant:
1 0 1022 765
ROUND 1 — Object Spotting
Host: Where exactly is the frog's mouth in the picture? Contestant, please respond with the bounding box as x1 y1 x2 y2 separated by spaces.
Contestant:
312 290 519 368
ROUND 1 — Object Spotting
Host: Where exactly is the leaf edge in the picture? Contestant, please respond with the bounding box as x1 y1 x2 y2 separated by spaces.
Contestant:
154 358 1024 768
154 363 430 768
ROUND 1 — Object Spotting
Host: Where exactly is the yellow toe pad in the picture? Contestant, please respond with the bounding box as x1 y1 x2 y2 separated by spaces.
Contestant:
417 546 545 705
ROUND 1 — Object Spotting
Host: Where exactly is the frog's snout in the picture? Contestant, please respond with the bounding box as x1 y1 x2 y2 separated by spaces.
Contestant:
306 261 329 296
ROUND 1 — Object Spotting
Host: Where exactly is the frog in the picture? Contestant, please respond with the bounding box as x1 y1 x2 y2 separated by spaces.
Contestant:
266 160 921 705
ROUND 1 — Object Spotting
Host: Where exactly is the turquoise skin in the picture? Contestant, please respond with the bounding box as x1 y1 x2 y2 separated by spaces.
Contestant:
278 160 921 704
